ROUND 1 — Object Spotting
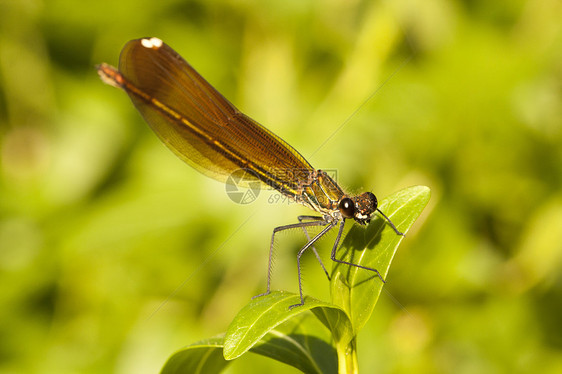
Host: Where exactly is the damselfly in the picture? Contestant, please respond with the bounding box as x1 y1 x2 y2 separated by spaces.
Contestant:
97 37 403 308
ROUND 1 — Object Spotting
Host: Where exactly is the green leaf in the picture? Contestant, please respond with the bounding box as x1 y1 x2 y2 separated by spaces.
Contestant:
162 315 338 374
330 185 430 332
250 314 338 374
223 291 353 361
160 336 230 374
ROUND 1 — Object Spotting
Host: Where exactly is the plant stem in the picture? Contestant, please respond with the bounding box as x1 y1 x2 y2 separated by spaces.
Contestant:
336 337 358 374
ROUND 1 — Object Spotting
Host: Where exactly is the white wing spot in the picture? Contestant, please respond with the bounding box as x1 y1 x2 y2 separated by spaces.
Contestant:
141 37 163 49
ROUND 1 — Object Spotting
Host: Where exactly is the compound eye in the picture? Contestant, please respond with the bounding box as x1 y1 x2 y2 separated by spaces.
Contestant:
338 197 355 218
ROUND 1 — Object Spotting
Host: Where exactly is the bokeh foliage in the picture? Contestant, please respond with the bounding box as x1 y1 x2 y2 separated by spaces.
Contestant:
1 0 561 373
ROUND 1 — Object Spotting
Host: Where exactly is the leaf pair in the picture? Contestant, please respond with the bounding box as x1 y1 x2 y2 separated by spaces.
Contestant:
162 186 430 373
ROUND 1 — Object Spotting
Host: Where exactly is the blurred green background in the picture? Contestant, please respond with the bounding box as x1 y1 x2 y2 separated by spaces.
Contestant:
1 0 561 373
